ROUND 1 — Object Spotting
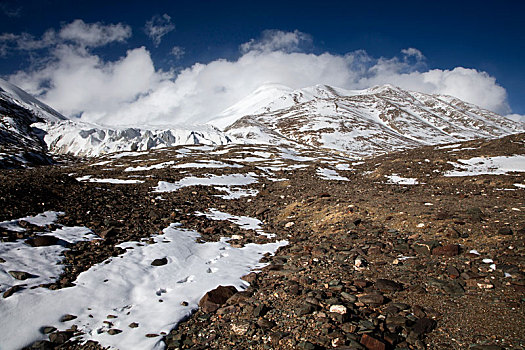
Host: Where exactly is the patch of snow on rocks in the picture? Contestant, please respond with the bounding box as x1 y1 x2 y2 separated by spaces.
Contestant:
0 224 286 350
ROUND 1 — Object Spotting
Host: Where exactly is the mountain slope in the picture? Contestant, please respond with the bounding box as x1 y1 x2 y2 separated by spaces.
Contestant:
0 79 68 168
222 84 524 156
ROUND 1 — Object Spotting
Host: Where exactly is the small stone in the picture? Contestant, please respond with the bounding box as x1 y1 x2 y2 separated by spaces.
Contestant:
8 270 35 280
360 333 386 350
99 227 119 239
298 341 316 350
432 244 460 257
3 285 23 298
129 322 139 328
295 303 314 316
284 222 295 228
151 257 168 266
40 326 57 334
357 293 385 305
375 279 403 292
107 329 122 335
329 304 347 315
411 317 436 337
446 266 460 278
26 235 59 247
257 318 275 329
497 227 513 235
231 321 251 335
477 282 494 289
60 314 77 322
145 333 159 338
49 331 73 344
341 292 357 303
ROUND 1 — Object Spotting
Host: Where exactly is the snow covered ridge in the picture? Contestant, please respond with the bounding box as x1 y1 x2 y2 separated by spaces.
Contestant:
35 120 232 157
0 78 66 123
220 84 525 157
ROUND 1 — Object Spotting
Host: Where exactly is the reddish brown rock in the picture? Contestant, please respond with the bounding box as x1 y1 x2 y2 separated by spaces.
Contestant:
361 334 386 350
432 244 460 257
199 285 238 313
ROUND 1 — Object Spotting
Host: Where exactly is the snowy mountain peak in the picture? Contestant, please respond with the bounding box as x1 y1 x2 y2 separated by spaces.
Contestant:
224 83 524 156
0 78 66 123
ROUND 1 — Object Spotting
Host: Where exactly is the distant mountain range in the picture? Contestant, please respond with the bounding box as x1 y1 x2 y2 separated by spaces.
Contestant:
1 78 523 167
216 84 523 156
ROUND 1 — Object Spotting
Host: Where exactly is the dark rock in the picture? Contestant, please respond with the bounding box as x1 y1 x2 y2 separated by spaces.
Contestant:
107 329 122 335
129 322 139 328
257 318 275 329
358 293 385 305
199 285 237 313
151 257 168 266
411 317 436 336
446 266 460 278
48 331 73 344
60 314 77 322
428 278 464 295
26 340 54 349
497 227 513 235
99 227 119 239
295 303 315 316
253 304 269 317
8 270 35 280
432 244 460 257
298 341 316 349
466 207 484 222
26 235 59 247
375 279 403 292
360 333 386 350
40 326 57 334
3 285 23 298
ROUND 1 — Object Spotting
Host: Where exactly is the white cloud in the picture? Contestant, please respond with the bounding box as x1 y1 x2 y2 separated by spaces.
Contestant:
240 29 312 53
170 46 185 59
58 19 131 47
7 29 517 128
401 47 425 60
0 20 131 56
144 14 175 47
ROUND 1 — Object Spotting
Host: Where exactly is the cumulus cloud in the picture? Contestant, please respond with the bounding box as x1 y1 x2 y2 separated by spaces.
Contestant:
0 19 131 56
144 14 175 47
58 19 131 47
6 28 517 127
240 29 312 53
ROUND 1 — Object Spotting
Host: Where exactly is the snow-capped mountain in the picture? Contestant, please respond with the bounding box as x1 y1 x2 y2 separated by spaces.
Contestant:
1 78 524 165
0 79 231 164
36 121 231 157
0 78 68 167
219 84 524 156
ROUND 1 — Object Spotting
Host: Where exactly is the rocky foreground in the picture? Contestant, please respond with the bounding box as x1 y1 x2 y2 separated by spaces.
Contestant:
1 133 524 350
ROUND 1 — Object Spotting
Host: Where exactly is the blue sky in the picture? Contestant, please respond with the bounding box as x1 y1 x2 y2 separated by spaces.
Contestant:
0 0 523 125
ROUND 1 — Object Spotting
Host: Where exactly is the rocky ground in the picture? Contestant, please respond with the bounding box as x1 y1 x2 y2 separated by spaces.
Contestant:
1 133 524 350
